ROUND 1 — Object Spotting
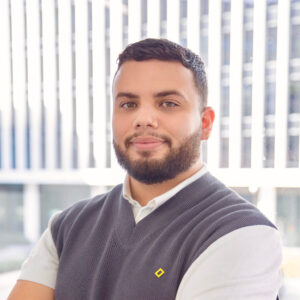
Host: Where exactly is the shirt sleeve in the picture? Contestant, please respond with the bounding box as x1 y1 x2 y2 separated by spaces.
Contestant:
175 225 283 300
18 211 61 289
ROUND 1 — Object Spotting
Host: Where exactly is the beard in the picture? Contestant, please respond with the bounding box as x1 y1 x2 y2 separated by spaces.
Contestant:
113 126 202 185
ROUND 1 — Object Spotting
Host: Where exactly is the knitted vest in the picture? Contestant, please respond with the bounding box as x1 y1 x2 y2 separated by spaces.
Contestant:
51 172 277 300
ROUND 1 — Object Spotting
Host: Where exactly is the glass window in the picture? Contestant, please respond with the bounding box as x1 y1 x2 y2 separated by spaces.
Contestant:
241 137 251 168
220 137 229 168
200 0 208 15
291 4 300 17
242 83 252 116
244 10 253 25
290 24 300 59
200 35 208 66
88 1 93 31
122 0 128 47
0 185 23 240
231 187 256 204
26 119 30 169
222 0 231 12
243 30 253 63
104 5 109 29
289 82 300 114
160 0 167 37
222 33 230 66
160 0 167 21
277 188 300 247
267 0 278 6
266 27 277 61
180 0 187 18
244 0 254 9
287 135 299 168
180 0 187 47
263 136 275 168
40 185 92 233
265 82 276 115
0 185 27 273
141 0 147 38
220 86 230 117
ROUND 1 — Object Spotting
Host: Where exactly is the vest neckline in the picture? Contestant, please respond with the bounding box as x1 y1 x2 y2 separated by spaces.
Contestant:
113 172 213 249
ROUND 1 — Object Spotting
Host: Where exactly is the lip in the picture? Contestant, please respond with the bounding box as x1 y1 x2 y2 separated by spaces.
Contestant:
130 136 165 143
131 141 165 151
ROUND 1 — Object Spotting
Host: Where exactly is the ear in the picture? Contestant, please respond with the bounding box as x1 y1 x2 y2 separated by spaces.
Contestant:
201 106 215 140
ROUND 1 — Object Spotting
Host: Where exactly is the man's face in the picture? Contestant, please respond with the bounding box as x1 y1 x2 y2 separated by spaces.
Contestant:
112 59 208 184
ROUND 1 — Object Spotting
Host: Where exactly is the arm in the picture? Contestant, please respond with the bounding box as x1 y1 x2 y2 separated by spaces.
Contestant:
7 280 54 300
176 225 283 300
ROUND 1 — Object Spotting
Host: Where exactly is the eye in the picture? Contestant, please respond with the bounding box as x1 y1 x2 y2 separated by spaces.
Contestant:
120 102 137 109
161 101 178 108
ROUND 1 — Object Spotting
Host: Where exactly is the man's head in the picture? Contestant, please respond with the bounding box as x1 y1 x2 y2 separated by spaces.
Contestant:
114 38 208 112
112 39 214 185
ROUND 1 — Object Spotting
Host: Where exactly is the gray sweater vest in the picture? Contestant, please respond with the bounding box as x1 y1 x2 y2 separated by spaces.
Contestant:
51 172 277 300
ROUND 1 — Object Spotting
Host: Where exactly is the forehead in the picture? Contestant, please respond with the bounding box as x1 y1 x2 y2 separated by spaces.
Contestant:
112 60 197 96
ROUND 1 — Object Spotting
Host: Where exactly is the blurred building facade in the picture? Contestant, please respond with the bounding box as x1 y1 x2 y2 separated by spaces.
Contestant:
0 0 299 278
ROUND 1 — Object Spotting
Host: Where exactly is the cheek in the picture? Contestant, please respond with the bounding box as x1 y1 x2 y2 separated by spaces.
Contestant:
167 118 195 137
112 114 130 142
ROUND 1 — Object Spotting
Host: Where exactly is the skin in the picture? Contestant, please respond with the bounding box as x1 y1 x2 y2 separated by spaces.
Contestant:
7 280 54 300
8 59 214 299
112 59 214 206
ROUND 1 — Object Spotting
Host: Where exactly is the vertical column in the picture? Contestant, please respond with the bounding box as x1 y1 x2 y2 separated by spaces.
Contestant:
110 0 123 169
147 0 160 38
11 0 26 169
187 0 200 53
167 0 180 43
27 0 41 170
75 0 89 169
0 0 12 169
93 0 106 169
42 0 57 170
23 184 40 242
58 0 73 170
128 0 141 43
229 0 243 169
207 0 222 169
274 0 290 169
251 0 267 169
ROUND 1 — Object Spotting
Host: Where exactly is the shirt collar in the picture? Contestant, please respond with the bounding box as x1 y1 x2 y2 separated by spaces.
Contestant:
122 164 208 209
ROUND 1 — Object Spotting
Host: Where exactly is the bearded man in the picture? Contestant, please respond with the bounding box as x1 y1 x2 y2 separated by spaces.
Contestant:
8 38 282 300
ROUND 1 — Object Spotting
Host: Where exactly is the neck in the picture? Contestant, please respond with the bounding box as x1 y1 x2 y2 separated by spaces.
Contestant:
128 159 203 206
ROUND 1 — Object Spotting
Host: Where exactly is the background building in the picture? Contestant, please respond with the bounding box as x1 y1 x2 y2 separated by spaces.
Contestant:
0 0 299 298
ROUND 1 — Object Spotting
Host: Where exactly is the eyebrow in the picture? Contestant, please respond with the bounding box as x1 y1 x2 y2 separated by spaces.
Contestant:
115 90 187 102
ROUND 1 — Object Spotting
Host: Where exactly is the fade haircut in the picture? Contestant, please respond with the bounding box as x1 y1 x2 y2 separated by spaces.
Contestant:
114 38 208 112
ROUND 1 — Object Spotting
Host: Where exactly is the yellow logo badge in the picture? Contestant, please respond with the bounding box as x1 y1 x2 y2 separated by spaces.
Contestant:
155 268 165 278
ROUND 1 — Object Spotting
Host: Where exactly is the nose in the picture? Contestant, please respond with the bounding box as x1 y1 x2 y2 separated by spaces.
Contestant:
133 106 158 129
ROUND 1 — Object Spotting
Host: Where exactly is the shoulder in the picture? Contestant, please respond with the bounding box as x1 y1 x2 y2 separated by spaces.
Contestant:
200 172 276 228
184 172 278 263
50 184 122 249
177 225 283 299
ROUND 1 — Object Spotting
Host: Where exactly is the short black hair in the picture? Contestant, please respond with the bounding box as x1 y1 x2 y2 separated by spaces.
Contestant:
115 38 208 111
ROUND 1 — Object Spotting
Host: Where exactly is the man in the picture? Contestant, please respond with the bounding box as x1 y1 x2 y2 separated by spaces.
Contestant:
8 38 282 299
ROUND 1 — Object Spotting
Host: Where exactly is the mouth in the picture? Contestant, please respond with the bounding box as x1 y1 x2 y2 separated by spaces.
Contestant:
131 141 165 151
